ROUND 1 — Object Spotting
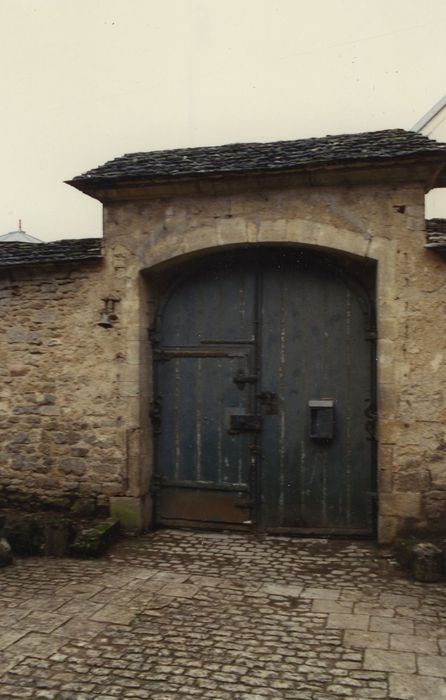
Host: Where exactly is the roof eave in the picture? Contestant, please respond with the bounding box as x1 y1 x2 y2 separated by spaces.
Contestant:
66 155 446 203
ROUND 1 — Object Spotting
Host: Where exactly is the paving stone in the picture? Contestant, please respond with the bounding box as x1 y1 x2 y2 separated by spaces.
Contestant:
262 584 303 597
370 617 414 634
344 630 389 649
326 613 370 630
160 583 199 598
189 575 221 587
9 632 65 658
354 603 395 618
390 634 439 655
0 608 30 626
19 596 70 612
301 587 340 600
417 654 446 677
415 622 446 639
91 604 136 625
312 600 353 614
19 611 71 633
0 628 27 650
55 618 106 639
140 595 173 610
55 583 104 599
364 649 416 673
1 531 446 699
151 571 189 583
55 599 105 616
127 579 167 593
380 594 420 609
389 672 446 698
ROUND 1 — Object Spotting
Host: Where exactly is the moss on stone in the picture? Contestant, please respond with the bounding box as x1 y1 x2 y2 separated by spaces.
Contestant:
70 518 120 558
2 517 45 555
109 498 145 532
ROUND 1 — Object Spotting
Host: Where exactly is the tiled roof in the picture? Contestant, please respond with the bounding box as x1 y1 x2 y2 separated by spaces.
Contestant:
426 219 446 249
69 129 446 187
0 238 103 269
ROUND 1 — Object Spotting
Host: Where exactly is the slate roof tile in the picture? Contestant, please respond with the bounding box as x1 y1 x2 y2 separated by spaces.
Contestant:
0 239 103 269
69 129 446 186
425 219 446 249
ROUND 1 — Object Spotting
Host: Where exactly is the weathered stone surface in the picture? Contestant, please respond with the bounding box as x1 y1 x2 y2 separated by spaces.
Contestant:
0 537 13 567
1 531 446 699
412 542 443 582
70 518 119 557
390 634 439 655
417 654 446 678
3 516 44 555
370 617 414 635
389 673 446 699
429 460 446 489
395 540 444 582
380 493 422 519
327 613 370 630
424 491 446 528
364 649 416 673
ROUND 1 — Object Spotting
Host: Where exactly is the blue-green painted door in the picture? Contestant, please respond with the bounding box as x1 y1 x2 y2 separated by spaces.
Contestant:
153 251 375 534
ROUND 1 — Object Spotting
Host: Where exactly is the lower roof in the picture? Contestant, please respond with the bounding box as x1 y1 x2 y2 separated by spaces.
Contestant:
0 238 102 269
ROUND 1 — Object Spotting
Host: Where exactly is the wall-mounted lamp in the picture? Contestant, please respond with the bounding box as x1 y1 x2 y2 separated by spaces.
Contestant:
98 297 119 328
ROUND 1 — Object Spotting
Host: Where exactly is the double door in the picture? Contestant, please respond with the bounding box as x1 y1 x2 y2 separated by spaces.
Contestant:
153 250 375 535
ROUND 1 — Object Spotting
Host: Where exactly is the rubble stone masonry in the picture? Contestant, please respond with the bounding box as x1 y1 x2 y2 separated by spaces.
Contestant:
0 261 129 507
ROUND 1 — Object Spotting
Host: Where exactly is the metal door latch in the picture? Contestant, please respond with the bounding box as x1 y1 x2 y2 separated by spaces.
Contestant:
233 370 258 389
229 414 262 433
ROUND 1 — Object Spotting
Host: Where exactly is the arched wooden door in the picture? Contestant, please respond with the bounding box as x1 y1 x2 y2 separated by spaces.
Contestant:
152 250 376 535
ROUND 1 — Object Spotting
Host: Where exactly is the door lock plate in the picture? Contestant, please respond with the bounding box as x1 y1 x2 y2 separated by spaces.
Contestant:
229 414 262 433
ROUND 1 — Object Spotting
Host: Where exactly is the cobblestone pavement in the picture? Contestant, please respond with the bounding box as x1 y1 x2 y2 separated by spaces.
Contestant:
1 530 446 699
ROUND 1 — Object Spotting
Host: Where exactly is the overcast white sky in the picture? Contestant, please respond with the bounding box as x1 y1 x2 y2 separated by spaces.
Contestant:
1 0 446 241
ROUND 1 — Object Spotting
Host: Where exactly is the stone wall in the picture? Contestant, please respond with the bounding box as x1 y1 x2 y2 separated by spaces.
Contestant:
0 260 130 508
1 172 445 541
102 176 446 542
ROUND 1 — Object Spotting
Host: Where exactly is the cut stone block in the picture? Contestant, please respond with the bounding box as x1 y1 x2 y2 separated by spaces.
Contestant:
364 649 416 673
412 542 443 582
389 672 446 699
344 630 389 649
395 540 444 583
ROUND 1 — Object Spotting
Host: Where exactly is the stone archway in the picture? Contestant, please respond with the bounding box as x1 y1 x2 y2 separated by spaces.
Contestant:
148 246 377 535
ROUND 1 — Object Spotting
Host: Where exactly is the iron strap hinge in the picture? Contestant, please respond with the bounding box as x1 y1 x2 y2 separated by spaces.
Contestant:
150 396 162 435
148 327 160 347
